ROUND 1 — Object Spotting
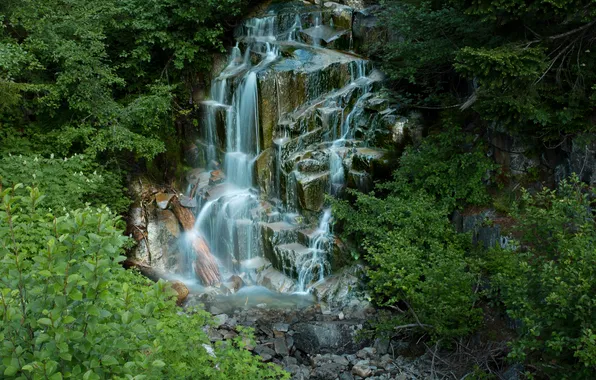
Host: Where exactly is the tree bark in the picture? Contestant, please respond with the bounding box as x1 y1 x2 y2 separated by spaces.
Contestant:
170 196 221 286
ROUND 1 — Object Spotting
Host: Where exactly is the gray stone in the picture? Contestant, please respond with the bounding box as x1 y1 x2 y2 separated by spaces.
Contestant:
256 267 296 293
313 354 350 367
274 337 290 356
255 344 277 358
311 363 347 380
213 314 228 327
283 356 299 367
352 362 372 378
356 347 376 359
296 171 330 212
293 321 368 355
273 322 290 333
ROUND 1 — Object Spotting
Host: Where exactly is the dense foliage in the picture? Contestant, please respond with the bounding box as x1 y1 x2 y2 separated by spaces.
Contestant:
0 154 130 214
0 185 286 379
378 0 596 140
485 177 596 377
334 127 494 339
0 0 249 161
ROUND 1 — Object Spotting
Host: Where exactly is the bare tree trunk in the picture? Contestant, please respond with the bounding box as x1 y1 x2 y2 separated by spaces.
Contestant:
170 196 221 286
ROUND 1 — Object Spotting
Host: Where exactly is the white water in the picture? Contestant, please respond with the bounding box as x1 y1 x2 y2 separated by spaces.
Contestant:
296 209 332 293
184 9 376 294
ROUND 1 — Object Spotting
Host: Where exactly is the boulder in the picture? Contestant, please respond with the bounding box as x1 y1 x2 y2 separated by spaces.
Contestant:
311 363 348 380
170 281 189 305
133 206 181 273
256 267 296 293
293 321 367 354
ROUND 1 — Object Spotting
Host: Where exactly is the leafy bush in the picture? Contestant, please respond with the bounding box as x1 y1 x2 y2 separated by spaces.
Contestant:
0 186 287 379
333 127 495 339
0 154 130 214
487 176 596 376
334 190 481 339
382 126 496 211
377 0 596 140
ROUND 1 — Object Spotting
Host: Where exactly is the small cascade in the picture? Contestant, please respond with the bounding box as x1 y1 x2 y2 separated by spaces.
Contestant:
296 209 332 292
177 1 399 298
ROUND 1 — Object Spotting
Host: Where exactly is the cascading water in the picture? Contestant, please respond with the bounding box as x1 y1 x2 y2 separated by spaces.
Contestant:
296 209 332 292
181 2 392 297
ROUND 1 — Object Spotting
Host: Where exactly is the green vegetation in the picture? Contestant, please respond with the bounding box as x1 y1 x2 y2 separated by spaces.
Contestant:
335 127 596 376
487 177 596 376
0 185 286 379
0 0 289 378
0 0 249 161
0 154 130 214
378 0 596 140
334 127 493 339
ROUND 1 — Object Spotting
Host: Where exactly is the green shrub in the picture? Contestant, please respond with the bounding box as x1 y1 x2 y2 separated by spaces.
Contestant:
333 126 495 340
0 154 130 214
0 185 287 379
382 126 496 211
334 190 482 339
488 176 596 377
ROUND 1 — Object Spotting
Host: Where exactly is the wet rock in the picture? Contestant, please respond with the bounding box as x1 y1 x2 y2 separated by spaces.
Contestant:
225 274 245 293
155 192 174 209
255 148 274 195
296 171 330 212
179 194 197 208
256 267 296 293
271 242 314 277
293 321 367 354
260 221 298 262
184 143 202 167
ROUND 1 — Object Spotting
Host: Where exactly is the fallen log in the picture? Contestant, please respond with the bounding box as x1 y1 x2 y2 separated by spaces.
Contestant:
170 196 221 286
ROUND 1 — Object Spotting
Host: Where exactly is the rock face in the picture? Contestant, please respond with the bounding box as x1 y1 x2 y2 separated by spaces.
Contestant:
131 203 181 273
132 0 403 298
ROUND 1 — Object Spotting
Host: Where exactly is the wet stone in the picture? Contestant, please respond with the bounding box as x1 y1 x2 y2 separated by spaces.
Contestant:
273 322 290 332
274 337 290 356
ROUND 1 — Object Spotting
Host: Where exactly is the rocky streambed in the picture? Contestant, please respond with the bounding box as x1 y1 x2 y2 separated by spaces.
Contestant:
185 292 437 380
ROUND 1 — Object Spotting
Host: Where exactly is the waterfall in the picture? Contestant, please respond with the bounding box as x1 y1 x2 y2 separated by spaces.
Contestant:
179 3 389 296
296 209 332 293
